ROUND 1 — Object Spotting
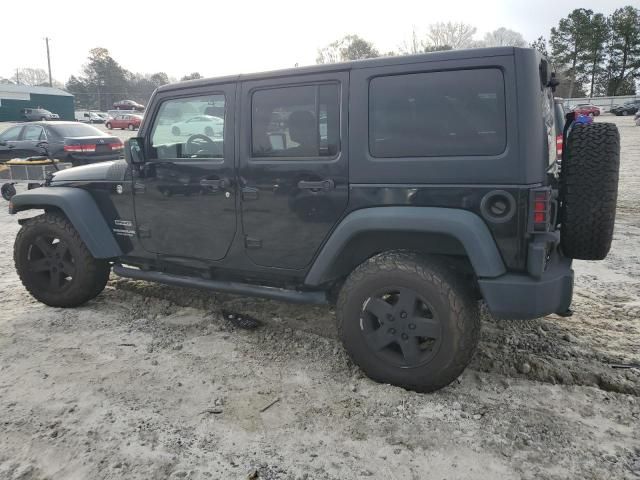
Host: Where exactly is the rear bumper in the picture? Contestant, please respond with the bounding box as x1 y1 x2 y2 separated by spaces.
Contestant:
478 254 573 320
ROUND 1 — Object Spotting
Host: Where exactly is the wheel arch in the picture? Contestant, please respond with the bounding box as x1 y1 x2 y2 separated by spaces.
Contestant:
305 207 506 287
9 187 122 259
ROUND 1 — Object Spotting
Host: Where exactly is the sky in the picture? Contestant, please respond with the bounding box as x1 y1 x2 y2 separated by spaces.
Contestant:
0 0 635 84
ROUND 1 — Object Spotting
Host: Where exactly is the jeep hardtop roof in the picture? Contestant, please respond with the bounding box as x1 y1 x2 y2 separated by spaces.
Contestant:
157 46 529 92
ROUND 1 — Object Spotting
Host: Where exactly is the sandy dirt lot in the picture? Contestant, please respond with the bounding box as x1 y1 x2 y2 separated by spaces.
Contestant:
0 116 639 480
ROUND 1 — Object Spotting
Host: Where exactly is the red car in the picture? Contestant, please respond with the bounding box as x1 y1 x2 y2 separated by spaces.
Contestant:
113 99 145 111
105 114 143 131
571 104 601 117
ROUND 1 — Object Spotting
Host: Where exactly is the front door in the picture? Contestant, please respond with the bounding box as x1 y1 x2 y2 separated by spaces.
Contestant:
0 125 26 161
133 85 236 261
239 72 349 270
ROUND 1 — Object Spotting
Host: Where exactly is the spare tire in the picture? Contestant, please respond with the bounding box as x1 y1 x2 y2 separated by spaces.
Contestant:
559 122 620 260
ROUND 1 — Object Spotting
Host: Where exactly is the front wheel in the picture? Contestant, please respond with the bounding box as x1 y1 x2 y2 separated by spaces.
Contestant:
106 123 112 129
337 251 480 393
128 124 135 131
14 213 111 307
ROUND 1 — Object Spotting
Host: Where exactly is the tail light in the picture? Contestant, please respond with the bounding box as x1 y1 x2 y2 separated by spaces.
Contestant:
529 188 553 232
109 142 124 150
556 134 563 159
64 144 96 153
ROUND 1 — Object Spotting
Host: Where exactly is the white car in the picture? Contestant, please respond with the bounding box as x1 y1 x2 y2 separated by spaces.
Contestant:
170 115 224 137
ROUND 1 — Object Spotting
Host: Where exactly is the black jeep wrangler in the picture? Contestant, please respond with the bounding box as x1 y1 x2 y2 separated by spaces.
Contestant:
9 47 620 392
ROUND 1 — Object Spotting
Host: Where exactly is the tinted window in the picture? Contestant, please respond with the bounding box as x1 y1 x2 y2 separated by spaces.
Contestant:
369 69 506 157
50 124 107 137
23 125 45 141
151 94 225 159
0 126 22 141
252 83 339 158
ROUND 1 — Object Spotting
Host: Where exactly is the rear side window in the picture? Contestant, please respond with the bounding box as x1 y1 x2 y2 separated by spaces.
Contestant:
251 83 340 158
369 69 506 158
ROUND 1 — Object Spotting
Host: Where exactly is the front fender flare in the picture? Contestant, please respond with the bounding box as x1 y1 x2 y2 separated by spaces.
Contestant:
305 207 506 286
9 187 122 259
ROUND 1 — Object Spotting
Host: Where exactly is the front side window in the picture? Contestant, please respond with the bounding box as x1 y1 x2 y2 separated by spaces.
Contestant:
252 83 339 158
0 126 22 141
151 94 225 160
369 69 506 158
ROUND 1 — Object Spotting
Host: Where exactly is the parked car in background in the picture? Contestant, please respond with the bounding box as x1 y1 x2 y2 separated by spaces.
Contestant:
75 110 104 123
21 108 59 121
170 115 224 137
610 100 640 116
570 104 600 117
106 114 143 130
96 112 111 121
113 99 145 111
0 122 123 165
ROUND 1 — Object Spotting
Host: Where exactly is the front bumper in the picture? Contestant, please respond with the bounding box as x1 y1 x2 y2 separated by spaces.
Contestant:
478 254 573 320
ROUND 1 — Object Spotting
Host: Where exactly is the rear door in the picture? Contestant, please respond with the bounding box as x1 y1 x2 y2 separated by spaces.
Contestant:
16 125 48 158
239 72 349 270
133 85 236 261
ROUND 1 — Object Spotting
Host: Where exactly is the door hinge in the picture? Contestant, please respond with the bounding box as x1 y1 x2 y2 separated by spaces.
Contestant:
245 236 262 249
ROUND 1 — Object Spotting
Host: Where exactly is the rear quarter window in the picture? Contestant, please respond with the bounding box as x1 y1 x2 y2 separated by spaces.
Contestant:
369 68 506 158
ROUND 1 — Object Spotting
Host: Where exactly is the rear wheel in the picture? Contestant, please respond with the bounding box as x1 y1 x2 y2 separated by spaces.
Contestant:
337 251 480 393
14 213 111 307
128 123 135 131
622 110 629 116
1 183 16 201
559 122 620 260
106 122 112 129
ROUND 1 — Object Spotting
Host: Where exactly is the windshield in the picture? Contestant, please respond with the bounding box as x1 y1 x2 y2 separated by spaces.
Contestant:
50 124 108 137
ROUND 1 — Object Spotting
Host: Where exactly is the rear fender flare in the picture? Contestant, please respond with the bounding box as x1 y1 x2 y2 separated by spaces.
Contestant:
305 207 506 286
9 187 122 259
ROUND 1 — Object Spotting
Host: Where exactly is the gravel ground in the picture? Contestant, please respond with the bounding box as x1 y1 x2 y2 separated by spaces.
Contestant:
0 116 639 480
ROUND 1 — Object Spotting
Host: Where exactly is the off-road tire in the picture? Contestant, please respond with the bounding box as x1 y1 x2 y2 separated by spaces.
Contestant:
559 122 620 260
336 251 480 393
14 213 111 307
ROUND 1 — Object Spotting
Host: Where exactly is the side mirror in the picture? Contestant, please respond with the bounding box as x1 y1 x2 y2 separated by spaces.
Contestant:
124 137 146 164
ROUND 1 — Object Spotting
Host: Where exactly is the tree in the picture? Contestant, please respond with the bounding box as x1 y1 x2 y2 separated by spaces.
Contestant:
12 68 49 86
181 72 203 81
316 35 380 64
482 28 527 47
550 8 594 97
606 6 640 96
581 13 608 97
425 22 477 50
530 36 549 57
82 48 130 110
150 72 169 87
399 27 425 55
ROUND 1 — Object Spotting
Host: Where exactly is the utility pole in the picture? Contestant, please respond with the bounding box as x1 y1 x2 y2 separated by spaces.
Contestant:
15 68 20 84
45 37 52 87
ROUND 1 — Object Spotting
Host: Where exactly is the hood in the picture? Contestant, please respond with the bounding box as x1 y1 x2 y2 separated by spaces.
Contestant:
51 160 127 183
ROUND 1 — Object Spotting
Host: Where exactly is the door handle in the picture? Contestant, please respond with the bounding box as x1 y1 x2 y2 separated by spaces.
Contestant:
297 179 335 191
